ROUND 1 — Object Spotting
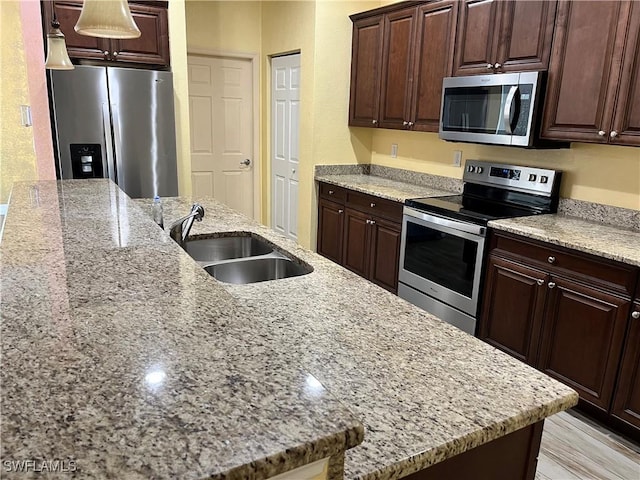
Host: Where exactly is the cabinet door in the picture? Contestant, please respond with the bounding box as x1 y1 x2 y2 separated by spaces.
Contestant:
452 0 500 76
478 255 548 366
112 3 170 66
496 0 556 72
46 0 110 61
541 1 627 143
349 15 384 127
379 7 417 129
611 301 640 431
610 1 640 146
368 217 401 293
537 276 630 412
342 208 370 280
317 199 344 265
410 0 458 132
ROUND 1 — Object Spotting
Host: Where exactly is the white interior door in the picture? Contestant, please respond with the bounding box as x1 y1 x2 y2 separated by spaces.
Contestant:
271 54 300 241
188 55 254 217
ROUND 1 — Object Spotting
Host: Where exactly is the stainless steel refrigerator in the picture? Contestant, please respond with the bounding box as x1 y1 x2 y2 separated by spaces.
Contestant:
50 65 178 198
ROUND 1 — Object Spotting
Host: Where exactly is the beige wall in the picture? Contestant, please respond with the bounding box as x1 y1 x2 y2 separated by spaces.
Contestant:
370 131 640 210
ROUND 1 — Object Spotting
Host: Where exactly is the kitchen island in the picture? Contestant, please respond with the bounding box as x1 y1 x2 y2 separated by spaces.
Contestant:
1 180 578 479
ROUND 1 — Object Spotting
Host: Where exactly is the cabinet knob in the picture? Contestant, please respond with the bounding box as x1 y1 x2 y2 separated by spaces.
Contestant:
536 279 545 286
365 219 370 224
486 63 494 69
408 122 414 127
103 51 110 59
372 119 378 125
370 219 376 225
632 311 640 319
370 202 376 208
328 190 334 195
610 130 618 138
598 130 606 136
338 209 344 214
113 52 118 57
403 121 408 126
494 62 502 69
548 256 556 264
548 282 556 289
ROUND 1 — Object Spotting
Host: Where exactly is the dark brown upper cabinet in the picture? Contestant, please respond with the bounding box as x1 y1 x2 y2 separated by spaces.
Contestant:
541 0 640 146
43 1 170 68
349 1 458 132
453 0 556 76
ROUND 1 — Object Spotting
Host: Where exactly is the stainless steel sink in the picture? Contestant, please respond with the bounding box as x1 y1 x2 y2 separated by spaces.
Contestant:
184 235 273 262
204 257 313 284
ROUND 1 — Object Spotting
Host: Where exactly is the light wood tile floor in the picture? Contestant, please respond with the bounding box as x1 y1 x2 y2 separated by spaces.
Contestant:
536 409 640 480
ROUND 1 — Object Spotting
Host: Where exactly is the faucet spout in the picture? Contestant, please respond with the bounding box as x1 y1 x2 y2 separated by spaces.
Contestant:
169 203 205 246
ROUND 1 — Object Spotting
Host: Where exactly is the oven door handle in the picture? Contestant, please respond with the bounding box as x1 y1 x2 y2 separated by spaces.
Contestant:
403 207 486 237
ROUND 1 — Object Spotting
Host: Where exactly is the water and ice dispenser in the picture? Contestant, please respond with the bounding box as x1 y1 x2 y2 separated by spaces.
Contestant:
69 144 103 179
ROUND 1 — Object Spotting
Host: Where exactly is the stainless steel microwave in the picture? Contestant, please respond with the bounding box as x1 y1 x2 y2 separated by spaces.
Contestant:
439 71 547 147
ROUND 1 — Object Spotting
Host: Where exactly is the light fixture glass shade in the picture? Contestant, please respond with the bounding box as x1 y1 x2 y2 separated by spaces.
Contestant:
45 28 74 70
74 0 141 39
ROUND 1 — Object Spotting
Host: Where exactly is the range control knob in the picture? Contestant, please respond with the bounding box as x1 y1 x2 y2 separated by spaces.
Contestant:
529 174 537 182
467 165 476 173
476 167 484 174
540 175 549 184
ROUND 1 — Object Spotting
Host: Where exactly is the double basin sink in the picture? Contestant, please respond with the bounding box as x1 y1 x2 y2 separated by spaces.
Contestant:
183 233 313 284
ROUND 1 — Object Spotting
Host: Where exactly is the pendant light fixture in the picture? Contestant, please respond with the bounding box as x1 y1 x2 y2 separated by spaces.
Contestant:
44 1 74 70
74 0 141 39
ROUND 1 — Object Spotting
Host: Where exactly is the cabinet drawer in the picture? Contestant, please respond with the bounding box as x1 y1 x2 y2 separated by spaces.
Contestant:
319 183 347 203
492 232 638 296
346 190 403 222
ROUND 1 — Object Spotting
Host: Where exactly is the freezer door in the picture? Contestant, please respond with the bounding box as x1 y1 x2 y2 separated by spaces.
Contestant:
107 67 178 198
51 65 114 181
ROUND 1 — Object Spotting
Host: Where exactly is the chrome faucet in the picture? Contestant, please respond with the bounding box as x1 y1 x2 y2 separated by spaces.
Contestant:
169 203 205 246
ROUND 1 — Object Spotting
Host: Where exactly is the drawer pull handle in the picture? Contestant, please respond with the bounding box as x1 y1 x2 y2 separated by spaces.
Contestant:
536 279 545 286
370 202 376 208
632 311 640 319
548 282 556 289
548 256 556 264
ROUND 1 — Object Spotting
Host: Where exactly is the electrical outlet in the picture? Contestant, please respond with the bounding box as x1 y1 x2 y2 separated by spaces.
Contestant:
452 150 462 167
391 144 398 158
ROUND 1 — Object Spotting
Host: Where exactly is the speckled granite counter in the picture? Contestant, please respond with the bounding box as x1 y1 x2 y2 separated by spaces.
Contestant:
489 215 640 267
1 180 362 479
314 165 461 202
2 180 578 480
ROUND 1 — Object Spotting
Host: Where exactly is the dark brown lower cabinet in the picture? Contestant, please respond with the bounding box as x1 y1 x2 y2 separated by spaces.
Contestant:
479 255 548 366
537 276 629 412
611 299 640 434
479 231 640 440
317 182 402 293
317 198 344 265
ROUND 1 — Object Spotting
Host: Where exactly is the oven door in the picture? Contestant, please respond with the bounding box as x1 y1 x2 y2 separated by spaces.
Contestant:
399 207 486 316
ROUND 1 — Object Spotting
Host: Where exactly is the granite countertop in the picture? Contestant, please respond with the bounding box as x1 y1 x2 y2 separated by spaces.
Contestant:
2 179 578 480
489 215 640 267
314 174 454 203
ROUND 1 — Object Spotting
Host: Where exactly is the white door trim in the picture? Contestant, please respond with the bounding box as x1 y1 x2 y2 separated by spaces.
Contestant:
187 49 261 221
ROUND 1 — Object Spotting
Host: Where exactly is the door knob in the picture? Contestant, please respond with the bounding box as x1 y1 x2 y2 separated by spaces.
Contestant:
632 311 640 319
241 159 251 166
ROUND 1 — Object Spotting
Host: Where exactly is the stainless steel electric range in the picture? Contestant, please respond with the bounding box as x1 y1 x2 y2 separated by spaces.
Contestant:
398 160 562 335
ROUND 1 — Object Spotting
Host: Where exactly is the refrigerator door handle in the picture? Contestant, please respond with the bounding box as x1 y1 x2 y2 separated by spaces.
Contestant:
102 102 117 183
111 103 125 188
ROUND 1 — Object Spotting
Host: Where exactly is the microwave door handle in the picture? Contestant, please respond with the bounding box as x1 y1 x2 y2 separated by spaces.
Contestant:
503 86 519 135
